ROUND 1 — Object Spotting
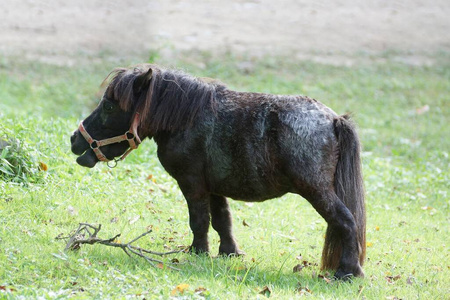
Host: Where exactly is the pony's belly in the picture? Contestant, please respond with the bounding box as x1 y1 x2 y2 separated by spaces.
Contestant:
210 177 291 202
227 191 289 202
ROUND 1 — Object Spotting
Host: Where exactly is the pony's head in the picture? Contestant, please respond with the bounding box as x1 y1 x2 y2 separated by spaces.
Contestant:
70 66 153 168
71 64 219 167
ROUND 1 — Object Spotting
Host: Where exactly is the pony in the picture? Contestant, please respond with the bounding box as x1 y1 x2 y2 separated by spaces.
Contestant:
70 64 366 279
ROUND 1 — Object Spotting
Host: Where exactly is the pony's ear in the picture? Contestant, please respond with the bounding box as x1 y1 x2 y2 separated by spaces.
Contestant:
133 68 153 93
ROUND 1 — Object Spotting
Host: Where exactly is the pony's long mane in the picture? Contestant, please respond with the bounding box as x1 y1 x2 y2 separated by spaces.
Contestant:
105 64 222 135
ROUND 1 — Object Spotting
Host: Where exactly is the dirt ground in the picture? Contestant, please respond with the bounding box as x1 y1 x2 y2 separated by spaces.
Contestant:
1 0 449 65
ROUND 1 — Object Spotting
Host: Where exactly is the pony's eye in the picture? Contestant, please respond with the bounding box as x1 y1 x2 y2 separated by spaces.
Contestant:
103 101 115 113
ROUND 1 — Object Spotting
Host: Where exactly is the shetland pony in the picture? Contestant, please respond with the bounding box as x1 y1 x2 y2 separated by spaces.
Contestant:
70 65 366 279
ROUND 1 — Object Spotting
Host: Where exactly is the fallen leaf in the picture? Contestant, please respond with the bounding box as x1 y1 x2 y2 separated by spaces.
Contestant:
243 220 250 227
318 274 332 284
415 105 430 115
129 215 140 225
418 247 431 252
67 206 78 216
432 266 442 272
293 264 304 273
231 265 246 271
51 252 68 261
43 219 54 225
110 217 119 223
38 162 48 171
296 283 312 295
0 286 16 292
21 229 32 236
146 174 153 180
195 287 208 297
157 184 167 192
421 206 433 210
357 285 365 296
385 275 401 283
406 276 414 285
301 260 316 267
278 233 298 241
156 263 164 269
259 286 271 297
171 283 189 296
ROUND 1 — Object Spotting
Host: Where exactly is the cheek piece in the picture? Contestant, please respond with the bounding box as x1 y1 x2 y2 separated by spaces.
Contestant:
78 113 142 167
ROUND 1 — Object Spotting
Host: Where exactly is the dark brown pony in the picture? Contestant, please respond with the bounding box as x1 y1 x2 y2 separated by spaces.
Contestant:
70 64 366 279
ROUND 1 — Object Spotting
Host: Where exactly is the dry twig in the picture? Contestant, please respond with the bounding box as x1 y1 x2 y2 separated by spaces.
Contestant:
57 223 185 270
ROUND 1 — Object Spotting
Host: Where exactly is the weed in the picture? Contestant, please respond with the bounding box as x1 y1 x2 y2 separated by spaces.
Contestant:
0 125 44 184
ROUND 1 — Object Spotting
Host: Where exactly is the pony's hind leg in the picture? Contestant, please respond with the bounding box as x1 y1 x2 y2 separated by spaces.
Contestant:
210 195 244 256
306 189 363 279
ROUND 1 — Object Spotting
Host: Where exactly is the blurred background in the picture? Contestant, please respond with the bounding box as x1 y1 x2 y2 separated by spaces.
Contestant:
1 0 449 64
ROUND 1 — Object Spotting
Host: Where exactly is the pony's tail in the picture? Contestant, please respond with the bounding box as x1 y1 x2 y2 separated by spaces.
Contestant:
321 114 366 271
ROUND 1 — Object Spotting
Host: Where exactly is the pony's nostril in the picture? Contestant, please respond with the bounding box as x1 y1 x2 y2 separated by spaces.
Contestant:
70 131 78 143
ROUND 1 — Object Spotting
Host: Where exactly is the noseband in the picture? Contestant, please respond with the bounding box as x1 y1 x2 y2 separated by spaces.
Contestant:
78 113 142 167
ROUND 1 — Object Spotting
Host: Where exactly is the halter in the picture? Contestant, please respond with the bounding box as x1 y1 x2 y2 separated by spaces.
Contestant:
78 113 142 167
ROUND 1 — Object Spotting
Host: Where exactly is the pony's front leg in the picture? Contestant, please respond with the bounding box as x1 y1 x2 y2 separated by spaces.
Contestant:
186 197 211 254
176 174 211 254
210 195 244 256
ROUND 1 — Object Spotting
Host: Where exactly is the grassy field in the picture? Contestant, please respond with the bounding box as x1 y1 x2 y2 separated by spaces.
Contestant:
0 52 449 299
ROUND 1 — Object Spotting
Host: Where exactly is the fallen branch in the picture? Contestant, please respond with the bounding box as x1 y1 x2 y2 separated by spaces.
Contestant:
56 223 185 270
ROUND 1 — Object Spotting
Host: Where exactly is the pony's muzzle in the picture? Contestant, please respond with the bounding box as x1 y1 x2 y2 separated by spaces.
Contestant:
70 130 77 144
70 130 89 156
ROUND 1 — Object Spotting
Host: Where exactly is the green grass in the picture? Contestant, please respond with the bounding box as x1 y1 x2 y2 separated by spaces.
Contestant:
0 52 449 299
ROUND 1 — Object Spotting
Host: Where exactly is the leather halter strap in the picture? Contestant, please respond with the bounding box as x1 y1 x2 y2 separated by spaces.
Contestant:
78 113 142 165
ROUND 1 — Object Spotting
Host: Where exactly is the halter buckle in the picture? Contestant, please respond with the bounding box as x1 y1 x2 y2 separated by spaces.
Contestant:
90 140 100 150
125 131 135 140
107 159 119 168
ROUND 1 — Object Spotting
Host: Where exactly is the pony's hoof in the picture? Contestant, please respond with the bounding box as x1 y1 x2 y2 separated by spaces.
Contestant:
224 250 246 257
334 265 364 281
333 272 354 281
188 245 209 255
218 247 246 257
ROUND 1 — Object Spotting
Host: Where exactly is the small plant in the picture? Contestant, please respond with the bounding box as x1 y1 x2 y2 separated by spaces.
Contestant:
0 128 43 184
